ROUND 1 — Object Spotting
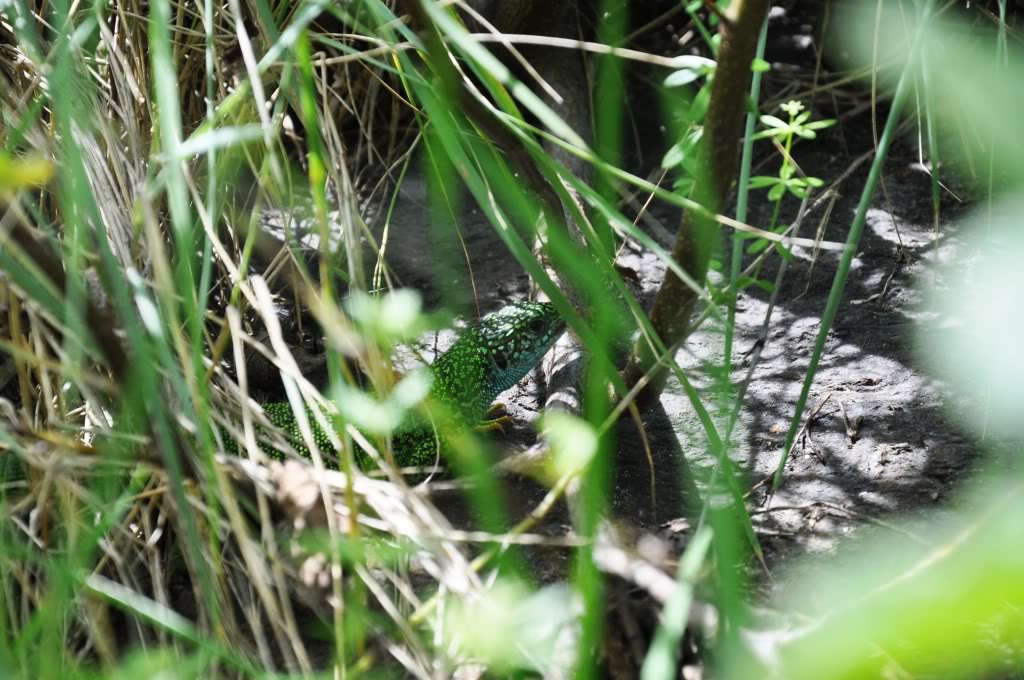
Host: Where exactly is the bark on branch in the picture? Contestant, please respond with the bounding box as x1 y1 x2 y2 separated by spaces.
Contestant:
621 0 771 399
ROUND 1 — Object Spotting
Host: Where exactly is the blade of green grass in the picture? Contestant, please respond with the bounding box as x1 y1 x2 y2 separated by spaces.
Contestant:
641 525 713 680
725 16 768 379
84 574 257 674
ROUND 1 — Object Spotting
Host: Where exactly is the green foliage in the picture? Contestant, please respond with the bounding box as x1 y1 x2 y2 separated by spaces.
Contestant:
331 371 432 436
664 55 717 88
346 289 429 345
747 99 833 255
0 154 53 190
916 198 1024 440
727 478 1024 679
446 581 577 674
1 0 1021 677
538 411 599 484
660 60 712 197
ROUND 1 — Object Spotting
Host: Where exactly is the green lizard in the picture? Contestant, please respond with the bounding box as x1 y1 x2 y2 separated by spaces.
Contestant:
249 301 566 470
0 302 565 485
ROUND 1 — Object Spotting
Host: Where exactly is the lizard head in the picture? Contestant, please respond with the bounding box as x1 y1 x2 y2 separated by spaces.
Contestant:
476 301 566 391
427 300 567 423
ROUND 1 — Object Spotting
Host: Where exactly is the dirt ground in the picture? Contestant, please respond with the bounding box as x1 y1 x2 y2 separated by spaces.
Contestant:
345 2 982 594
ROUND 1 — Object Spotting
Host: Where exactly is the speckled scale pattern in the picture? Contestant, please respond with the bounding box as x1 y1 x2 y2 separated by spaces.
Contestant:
250 302 565 470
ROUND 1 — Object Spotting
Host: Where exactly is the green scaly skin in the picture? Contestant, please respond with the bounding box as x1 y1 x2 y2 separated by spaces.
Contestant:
254 301 565 470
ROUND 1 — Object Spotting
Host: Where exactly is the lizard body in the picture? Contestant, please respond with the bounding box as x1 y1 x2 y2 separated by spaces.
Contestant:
254 301 565 470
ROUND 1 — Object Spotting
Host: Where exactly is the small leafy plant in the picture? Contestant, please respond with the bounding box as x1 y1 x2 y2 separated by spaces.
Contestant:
660 55 717 197
748 99 834 253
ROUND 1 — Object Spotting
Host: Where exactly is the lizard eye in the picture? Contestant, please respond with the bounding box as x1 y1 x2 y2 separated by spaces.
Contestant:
492 349 509 371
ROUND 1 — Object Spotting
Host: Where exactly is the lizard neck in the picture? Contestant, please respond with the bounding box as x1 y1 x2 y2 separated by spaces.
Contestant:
428 328 500 424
